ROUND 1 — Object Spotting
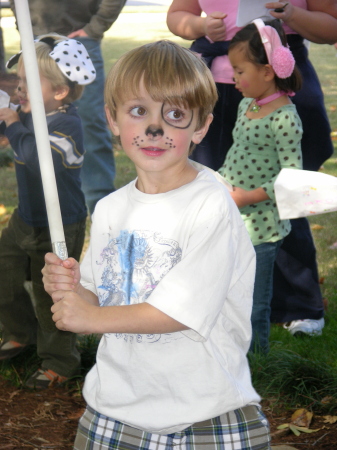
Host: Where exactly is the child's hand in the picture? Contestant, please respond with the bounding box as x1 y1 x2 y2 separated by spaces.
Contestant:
231 186 270 208
230 186 251 208
42 252 81 300
51 290 98 334
0 107 20 127
265 2 295 22
204 12 227 42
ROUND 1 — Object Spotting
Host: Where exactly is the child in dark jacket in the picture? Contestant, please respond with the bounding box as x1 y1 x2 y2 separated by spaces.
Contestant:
0 34 95 388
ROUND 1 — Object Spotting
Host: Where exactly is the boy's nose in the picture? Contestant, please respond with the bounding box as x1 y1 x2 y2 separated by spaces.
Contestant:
145 124 164 139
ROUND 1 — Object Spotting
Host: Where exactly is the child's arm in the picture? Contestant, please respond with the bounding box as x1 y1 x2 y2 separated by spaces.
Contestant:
230 186 269 208
43 253 188 335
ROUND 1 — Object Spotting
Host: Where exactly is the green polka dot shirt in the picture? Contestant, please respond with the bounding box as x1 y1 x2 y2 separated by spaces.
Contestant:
219 98 303 246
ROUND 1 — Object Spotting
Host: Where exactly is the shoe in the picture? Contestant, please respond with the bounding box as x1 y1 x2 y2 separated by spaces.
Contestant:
0 340 26 360
25 368 68 389
283 318 325 336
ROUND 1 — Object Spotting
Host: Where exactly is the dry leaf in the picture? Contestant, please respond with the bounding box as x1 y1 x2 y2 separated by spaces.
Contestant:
311 224 324 231
321 396 335 404
329 105 336 112
323 415 337 424
0 204 6 216
291 408 313 428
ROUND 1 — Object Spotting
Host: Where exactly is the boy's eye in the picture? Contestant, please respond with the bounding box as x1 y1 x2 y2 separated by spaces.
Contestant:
167 109 184 121
130 106 146 117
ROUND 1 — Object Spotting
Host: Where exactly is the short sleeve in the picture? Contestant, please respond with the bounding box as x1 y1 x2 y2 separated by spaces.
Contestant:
146 207 255 342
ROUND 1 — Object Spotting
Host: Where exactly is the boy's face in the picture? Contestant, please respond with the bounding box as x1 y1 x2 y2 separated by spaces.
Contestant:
106 82 211 183
17 65 67 114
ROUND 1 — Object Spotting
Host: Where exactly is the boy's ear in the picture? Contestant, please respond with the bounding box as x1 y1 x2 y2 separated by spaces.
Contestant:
105 105 120 136
191 114 213 145
54 85 70 101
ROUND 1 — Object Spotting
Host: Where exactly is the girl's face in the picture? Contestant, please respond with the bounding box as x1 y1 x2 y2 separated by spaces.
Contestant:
106 81 211 182
229 45 273 99
17 65 65 114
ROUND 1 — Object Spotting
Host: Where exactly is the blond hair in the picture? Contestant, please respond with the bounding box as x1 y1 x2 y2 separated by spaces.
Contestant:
105 40 218 131
18 34 84 103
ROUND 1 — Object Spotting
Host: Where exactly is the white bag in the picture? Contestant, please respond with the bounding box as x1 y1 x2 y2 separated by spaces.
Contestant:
274 168 337 219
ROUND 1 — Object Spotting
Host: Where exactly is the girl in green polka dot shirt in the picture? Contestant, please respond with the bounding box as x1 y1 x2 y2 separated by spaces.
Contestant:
219 19 303 353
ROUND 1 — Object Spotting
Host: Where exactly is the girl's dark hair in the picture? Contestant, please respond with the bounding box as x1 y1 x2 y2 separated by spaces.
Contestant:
229 19 302 93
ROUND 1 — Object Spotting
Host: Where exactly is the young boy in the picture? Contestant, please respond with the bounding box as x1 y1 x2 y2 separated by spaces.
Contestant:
0 34 96 388
42 40 271 449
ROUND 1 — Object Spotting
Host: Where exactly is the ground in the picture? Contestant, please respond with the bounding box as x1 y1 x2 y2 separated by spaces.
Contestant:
1 74 336 450
0 375 336 449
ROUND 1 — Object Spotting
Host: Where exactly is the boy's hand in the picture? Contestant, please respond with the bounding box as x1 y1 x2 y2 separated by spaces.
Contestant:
0 107 20 127
51 291 98 334
204 12 227 41
42 252 81 299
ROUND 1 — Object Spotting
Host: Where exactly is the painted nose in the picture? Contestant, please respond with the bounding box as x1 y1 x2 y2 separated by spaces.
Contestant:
145 125 164 139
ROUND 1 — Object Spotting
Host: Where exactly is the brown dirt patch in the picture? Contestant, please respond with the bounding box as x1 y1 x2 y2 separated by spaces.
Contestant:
0 376 336 449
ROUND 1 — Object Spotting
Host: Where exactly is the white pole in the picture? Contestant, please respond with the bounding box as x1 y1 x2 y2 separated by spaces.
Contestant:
13 0 68 260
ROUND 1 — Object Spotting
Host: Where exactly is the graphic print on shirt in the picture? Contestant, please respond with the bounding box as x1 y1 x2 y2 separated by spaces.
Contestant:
97 229 182 307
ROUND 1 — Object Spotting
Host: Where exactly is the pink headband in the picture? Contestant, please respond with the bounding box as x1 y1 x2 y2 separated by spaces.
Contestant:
253 18 295 79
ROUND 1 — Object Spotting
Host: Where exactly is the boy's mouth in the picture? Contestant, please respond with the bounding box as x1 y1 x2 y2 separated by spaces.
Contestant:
141 146 166 156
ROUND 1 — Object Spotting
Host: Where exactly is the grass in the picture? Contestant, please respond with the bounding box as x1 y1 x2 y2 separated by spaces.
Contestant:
1 8 337 412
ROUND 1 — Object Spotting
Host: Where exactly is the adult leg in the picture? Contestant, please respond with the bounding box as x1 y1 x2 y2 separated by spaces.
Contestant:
271 218 324 323
271 37 333 328
28 219 86 379
250 241 282 354
0 210 37 348
75 37 115 215
190 83 243 171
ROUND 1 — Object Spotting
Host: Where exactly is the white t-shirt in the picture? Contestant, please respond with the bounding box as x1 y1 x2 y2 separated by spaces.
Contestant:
81 169 260 434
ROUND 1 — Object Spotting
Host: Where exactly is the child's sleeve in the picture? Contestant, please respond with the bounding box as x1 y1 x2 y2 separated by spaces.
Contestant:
261 110 303 201
145 193 255 342
5 114 84 174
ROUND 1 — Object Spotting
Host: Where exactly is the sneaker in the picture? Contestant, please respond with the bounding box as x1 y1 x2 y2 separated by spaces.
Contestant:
283 318 325 336
25 369 68 389
0 340 26 360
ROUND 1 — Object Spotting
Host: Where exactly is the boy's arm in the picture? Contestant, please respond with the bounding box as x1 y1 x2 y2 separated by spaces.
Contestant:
43 253 188 335
51 295 188 335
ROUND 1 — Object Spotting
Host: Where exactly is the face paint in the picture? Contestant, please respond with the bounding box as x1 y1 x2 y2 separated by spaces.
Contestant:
161 103 194 129
145 125 164 138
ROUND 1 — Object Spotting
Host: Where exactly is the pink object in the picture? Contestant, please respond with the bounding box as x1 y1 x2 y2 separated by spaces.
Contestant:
253 18 295 79
256 90 294 106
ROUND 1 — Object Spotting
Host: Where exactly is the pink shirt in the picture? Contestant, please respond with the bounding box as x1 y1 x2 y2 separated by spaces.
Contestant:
198 0 307 83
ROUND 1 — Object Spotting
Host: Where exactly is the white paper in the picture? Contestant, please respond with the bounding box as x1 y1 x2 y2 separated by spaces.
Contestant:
0 90 10 109
274 168 337 219
236 0 271 27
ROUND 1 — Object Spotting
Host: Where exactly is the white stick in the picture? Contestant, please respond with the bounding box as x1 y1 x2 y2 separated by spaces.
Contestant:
13 0 68 260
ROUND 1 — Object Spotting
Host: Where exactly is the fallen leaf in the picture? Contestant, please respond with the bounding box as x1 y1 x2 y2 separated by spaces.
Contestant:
291 408 313 428
289 423 301 436
321 396 335 404
329 105 336 112
0 204 6 216
323 415 337 424
311 224 324 230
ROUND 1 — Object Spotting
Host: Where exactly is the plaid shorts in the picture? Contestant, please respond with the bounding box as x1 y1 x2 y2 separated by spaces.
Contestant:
73 404 271 450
